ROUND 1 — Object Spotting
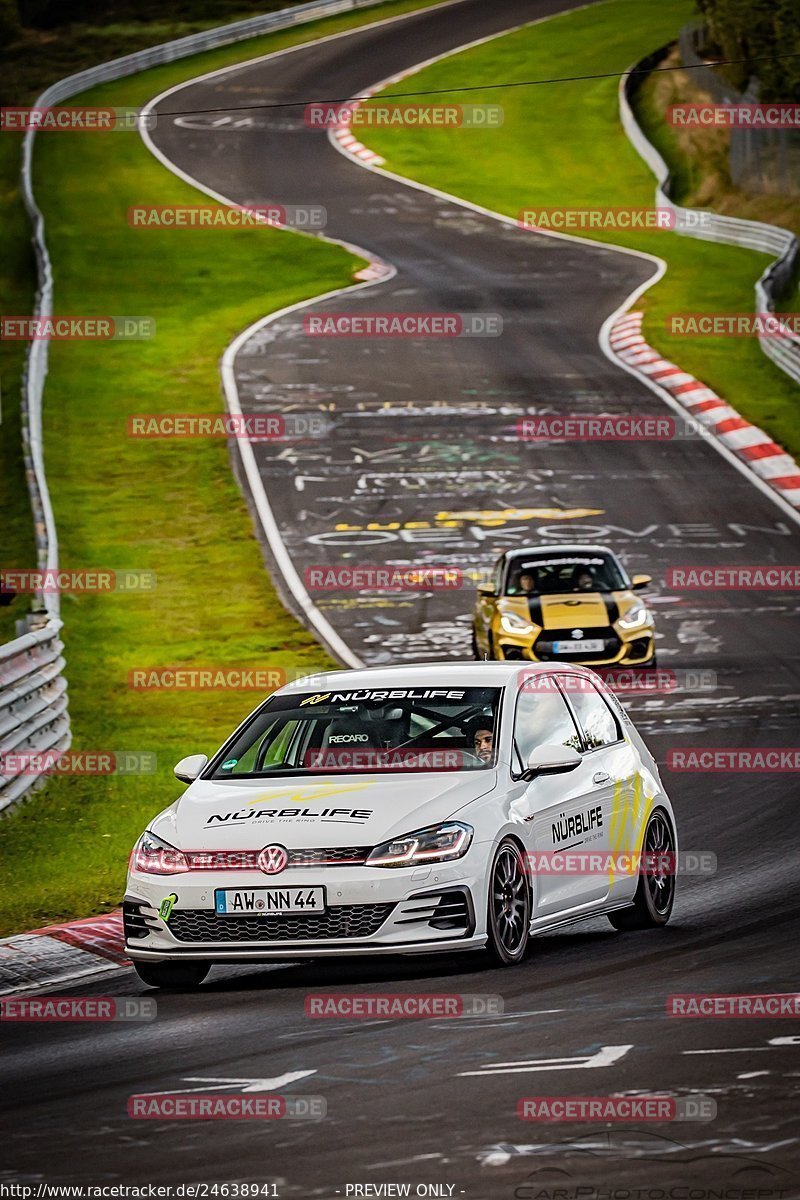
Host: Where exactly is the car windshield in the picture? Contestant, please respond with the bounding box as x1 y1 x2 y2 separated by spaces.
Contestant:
506 554 626 596
209 686 502 777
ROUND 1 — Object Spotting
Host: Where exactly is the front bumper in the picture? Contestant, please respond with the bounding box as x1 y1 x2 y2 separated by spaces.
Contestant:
124 859 485 962
493 621 655 666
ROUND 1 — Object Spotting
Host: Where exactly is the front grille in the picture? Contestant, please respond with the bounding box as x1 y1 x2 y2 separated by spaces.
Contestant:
535 626 620 663
183 845 370 871
289 846 370 867
168 903 395 944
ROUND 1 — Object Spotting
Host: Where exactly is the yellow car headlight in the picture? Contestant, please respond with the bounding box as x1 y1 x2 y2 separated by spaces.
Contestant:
618 602 651 631
500 611 535 635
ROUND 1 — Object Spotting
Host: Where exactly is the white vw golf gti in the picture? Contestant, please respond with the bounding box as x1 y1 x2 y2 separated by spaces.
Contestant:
125 662 678 988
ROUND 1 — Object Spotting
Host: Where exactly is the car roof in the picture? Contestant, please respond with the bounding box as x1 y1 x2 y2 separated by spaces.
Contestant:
502 544 617 562
276 660 601 696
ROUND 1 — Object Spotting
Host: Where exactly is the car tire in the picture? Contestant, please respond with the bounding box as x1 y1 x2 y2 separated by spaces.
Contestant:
486 840 530 965
471 628 480 659
487 631 497 661
608 808 675 931
133 960 211 990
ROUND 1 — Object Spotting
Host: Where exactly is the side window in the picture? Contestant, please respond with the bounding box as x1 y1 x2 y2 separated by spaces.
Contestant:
565 680 621 749
492 557 504 595
513 689 582 764
222 717 296 774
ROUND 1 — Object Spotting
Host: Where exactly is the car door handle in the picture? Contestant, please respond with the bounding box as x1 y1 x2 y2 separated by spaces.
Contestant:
592 771 611 785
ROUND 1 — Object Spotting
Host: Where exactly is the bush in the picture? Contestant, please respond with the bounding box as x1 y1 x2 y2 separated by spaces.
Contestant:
695 0 800 101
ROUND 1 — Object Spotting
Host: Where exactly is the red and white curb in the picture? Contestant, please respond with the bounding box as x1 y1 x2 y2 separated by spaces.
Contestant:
330 85 386 166
609 312 800 509
353 254 392 282
0 910 127 995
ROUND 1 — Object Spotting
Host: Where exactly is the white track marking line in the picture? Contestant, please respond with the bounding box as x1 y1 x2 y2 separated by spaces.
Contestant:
138 0 479 668
607 313 800 513
458 1043 633 1075
144 1070 316 1095
323 12 800 529
138 0 800 672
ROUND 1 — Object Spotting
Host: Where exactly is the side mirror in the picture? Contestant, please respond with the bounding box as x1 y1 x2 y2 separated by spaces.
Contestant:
523 744 581 780
631 574 651 591
173 753 208 784
477 583 496 596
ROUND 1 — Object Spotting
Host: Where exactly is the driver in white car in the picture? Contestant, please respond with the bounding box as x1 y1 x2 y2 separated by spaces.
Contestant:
469 719 494 764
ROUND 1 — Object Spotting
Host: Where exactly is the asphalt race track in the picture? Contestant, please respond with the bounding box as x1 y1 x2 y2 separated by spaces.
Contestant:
3 1 800 1194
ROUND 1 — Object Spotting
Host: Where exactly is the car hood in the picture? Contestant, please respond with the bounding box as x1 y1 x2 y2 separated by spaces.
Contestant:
152 772 498 850
534 592 619 628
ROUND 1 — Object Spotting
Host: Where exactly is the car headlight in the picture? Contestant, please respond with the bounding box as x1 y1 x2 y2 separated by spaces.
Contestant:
367 821 473 868
131 830 190 875
500 611 535 635
618 602 651 630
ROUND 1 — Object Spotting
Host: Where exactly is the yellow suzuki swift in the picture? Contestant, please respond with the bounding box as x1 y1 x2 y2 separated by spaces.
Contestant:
472 545 656 667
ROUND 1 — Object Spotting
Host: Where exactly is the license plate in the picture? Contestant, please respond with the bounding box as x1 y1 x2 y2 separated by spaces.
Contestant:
215 887 325 915
552 639 605 654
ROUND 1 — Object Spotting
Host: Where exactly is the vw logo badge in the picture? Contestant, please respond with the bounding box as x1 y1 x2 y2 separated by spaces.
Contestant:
258 844 288 875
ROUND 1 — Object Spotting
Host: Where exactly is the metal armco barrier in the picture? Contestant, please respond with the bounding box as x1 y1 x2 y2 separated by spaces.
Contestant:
4 0 398 812
0 621 70 813
620 48 800 385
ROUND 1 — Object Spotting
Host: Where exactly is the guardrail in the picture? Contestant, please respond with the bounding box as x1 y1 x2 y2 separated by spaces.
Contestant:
0 620 70 814
3 0 402 812
620 47 800 385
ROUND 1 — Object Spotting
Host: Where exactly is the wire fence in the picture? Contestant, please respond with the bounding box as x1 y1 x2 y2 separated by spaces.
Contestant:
620 46 800 386
678 23 800 198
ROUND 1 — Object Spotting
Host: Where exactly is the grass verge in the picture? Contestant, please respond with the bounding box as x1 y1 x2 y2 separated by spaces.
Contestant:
0 0 446 936
0 0 446 644
359 0 800 460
